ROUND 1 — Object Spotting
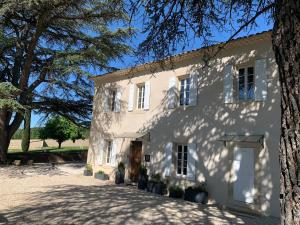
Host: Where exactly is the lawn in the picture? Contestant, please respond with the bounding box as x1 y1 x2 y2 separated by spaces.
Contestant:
7 147 88 164
8 146 88 154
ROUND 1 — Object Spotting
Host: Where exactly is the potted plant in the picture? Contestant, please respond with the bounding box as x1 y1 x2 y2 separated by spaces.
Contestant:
169 185 184 199
138 165 148 190
146 173 158 192
94 170 108 180
115 162 125 184
147 173 166 195
184 182 208 203
83 164 93 176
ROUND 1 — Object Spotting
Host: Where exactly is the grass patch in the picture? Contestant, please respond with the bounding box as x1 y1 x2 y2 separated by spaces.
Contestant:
8 146 88 154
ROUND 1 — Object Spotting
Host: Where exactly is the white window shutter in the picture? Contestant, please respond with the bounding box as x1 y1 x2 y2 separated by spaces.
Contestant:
189 72 198 106
168 77 177 109
102 89 109 112
97 139 105 165
128 84 135 111
115 89 122 112
144 81 151 110
187 143 197 181
163 142 173 177
254 59 267 101
110 139 118 167
224 65 234 103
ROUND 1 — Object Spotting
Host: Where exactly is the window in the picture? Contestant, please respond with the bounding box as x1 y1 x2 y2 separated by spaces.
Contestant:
179 77 190 106
238 67 254 100
177 144 188 176
137 84 145 109
110 90 116 111
106 140 112 164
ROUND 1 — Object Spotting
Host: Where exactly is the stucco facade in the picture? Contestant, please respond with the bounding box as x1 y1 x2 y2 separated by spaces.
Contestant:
88 31 280 217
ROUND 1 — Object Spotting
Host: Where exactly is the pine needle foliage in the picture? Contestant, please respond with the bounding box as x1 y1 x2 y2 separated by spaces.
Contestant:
0 0 133 126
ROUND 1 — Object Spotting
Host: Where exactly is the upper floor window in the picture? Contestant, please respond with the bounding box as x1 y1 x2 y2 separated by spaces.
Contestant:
110 90 117 111
238 67 254 100
106 140 112 164
179 77 191 106
137 83 145 109
177 144 188 176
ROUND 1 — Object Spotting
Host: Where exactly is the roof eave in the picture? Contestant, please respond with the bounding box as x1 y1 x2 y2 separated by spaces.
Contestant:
91 30 272 81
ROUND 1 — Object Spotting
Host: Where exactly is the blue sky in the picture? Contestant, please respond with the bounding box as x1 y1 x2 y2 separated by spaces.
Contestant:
30 14 273 127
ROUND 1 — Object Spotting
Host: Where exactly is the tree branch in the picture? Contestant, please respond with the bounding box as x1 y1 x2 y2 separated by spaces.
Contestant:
27 59 53 92
203 3 275 64
8 112 23 139
18 14 47 90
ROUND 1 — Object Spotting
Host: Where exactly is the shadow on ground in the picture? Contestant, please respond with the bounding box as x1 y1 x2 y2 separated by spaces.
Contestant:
1 184 279 225
0 164 67 178
0 163 85 178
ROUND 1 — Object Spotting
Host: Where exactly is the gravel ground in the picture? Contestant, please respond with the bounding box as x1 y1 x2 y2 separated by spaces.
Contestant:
0 164 279 225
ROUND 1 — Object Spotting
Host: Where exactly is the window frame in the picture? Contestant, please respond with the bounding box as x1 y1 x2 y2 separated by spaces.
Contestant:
178 76 191 106
106 140 113 164
176 144 188 177
136 83 145 109
238 66 255 101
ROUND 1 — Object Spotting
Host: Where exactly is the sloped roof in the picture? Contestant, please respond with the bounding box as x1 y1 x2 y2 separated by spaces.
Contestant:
92 30 272 80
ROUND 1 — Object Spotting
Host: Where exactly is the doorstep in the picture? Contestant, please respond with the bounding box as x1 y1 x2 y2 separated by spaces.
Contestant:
125 180 138 186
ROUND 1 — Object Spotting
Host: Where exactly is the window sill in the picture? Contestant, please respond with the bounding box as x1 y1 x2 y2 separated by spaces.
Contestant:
176 174 187 179
224 100 265 105
178 104 190 107
103 111 120 113
105 163 115 167
176 105 196 110
130 109 149 113
237 99 255 102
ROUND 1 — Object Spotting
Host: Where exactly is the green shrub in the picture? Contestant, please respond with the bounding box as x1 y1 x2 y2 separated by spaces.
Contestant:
169 185 184 198
150 173 161 182
117 162 125 172
85 164 93 173
139 165 147 176
193 182 208 193
97 170 104 175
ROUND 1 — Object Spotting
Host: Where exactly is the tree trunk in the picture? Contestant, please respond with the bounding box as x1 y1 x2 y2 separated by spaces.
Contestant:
58 141 62 149
0 109 24 163
0 110 10 163
21 110 31 152
272 0 300 224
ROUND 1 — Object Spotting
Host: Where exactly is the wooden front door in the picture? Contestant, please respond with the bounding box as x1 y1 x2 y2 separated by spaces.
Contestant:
130 141 142 182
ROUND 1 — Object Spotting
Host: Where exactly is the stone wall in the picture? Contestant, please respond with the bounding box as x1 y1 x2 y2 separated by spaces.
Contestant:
9 139 89 150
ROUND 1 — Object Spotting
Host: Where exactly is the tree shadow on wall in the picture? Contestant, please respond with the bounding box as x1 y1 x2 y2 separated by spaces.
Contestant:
137 50 280 215
88 82 127 165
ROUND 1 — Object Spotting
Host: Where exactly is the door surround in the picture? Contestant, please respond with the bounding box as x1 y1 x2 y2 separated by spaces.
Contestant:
227 142 264 215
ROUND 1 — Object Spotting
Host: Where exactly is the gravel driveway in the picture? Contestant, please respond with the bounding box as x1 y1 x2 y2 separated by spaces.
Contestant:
0 164 279 225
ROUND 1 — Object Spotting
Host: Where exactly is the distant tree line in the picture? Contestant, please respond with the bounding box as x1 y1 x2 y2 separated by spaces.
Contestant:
12 127 42 139
12 125 90 140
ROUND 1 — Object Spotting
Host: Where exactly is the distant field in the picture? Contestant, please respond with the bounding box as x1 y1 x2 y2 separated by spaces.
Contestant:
9 139 89 151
